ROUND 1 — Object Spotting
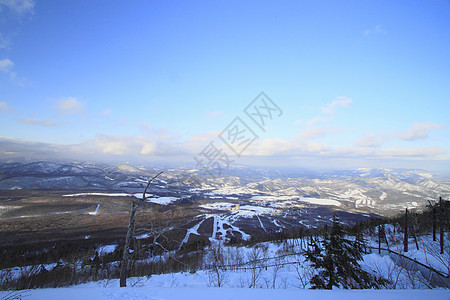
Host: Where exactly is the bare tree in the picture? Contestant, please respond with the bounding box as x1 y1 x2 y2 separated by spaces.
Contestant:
368 256 403 289
424 233 450 286
247 246 267 288
295 255 315 289
207 243 228 287
270 257 284 288
119 171 163 287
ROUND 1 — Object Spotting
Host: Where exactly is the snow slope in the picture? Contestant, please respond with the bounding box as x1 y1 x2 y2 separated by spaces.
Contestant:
1 236 449 299
1 285 448 300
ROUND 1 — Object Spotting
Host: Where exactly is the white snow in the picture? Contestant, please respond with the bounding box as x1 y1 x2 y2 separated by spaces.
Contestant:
338 189 374 207
0 280 449 300
133 194 178 205
200 202 235 210
97 245 116 254
250 195 341 208
63 193 131 197
89 204 100 216
136 233 150 239
298 197 341 207
208 215 250 241
148 197 178 205
200 203 279 219
1 286 447 300
2 260 448 300
237 205 274 217
181 219 205 246
256 215 267 232
62 192 178 205
1 233 449 299
251 195 298 201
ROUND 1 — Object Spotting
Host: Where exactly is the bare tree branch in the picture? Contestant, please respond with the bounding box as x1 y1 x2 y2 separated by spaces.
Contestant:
120 171 163 287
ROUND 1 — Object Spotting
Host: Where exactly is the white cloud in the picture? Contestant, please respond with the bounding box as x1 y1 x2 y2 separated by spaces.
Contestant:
396 122 447 141
140 142 156 155
306 116 331 126
305 96 352 125
18 117 64 127
244 136 329 157
187 131 221 143
376 146 447 158
87 134 187 157
138 122 152 133
56 97 84 116
293 119 303 126
139 122 179 141
0 133 448 172
363 25 386 36
0 33 10 49
0 101 15 113
318 146 448 161
245 138 292 156
183 131 222 155
0 58 23 82
100 109 112 117
297 126 331 140
93 136 132 155
321 97 352 114
0 0 34 14
354 122 447 148
0 58 13 73
354 132 385 147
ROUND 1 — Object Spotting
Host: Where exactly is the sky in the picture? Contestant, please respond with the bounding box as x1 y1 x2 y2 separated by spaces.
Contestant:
0 0 449 172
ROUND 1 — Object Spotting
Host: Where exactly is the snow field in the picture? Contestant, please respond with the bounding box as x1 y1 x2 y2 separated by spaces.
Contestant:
62 192 178 206
1 234 449 299
2 286 448 300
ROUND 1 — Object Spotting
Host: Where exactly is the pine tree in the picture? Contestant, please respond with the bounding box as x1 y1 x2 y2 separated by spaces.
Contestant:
306 214 386 289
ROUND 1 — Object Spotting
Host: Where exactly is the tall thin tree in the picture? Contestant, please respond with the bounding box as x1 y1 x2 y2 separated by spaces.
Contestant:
404 208 408 252
120 171 163 287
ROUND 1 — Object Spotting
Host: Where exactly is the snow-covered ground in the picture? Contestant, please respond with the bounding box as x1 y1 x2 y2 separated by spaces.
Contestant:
146 196 178 205
1 285 447 300
63 193 131 197
200 202 278 218
62 192 178 206
133 193 179 205
1 234 449 299
97 245 117 255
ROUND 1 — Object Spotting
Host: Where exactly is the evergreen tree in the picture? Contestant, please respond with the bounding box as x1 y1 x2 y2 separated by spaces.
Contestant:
306 214 386 289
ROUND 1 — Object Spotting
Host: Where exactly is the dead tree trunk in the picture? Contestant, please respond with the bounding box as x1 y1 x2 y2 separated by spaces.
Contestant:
378 225 382 254
120 171 163 287
383 226 389 249
433 206 437 241
438 197 445 255
412 227 419 251
404 208 408 253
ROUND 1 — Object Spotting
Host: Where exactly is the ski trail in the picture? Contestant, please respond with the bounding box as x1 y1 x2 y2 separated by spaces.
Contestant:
256 215 267 232
180 218 205 247
211 216 218 241
90 204 100 215
225 216 251 241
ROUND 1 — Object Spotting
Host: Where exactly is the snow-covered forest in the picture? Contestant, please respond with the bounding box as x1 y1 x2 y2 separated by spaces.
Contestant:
1 201 449 299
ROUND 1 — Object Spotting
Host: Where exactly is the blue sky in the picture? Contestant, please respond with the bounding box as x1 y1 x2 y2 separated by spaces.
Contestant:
0 0 449 171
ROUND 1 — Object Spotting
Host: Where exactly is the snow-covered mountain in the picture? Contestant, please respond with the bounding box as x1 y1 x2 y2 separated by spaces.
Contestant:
1 161 449 218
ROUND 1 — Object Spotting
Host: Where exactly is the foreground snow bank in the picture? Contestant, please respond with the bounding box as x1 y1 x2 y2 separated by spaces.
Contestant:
2 287 448 300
